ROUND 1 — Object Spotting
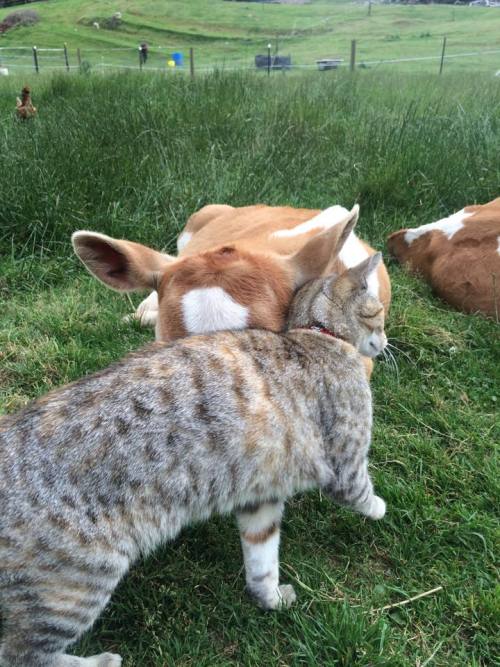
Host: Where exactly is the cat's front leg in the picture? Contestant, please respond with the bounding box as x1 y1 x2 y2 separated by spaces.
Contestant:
328 458 386 520
236 501 296 610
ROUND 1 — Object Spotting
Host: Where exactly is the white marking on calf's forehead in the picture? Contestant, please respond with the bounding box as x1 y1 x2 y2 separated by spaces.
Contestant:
177 231 192 253
339 233 380 297
271 205 349 238
404 209 473 245
182 287 249 334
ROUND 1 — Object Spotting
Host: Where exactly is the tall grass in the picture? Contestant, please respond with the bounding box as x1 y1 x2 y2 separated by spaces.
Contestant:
1 71 499 666
1 71 500 261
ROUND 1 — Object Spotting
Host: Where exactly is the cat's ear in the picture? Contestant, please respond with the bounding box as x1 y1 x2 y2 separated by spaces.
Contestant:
285 204 359 287
347 252 383 291
72 231 176 291
320 272 340 298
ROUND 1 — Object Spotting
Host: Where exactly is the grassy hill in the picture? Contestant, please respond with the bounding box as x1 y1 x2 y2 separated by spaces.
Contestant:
0 0 499 73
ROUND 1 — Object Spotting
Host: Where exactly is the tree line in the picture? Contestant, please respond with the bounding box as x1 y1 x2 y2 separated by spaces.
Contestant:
0 0 45 8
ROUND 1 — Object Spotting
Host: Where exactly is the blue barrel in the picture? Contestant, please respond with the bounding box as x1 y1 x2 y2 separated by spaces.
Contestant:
171 52 184 67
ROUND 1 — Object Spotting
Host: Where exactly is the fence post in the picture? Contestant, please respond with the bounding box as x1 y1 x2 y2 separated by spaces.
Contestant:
32 46 39 74
63 42 70 72
189 47 195 78
139 46 143 71
350 40 356 72
77 48 82 72
267 43 272 76
439 36 447 75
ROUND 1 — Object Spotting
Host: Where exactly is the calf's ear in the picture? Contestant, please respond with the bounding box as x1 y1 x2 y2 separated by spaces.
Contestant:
386 229 409 259
72 231 176 291
285 204 359 287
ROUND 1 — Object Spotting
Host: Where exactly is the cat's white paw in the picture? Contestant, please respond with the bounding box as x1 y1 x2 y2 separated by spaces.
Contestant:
277 584 297 608
86 652 122 667
368 496 386 520
253 583 297 610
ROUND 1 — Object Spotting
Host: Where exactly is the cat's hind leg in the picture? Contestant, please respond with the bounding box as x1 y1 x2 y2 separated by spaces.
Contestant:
236 501 296 610
0 573 122 667
330 458 386 520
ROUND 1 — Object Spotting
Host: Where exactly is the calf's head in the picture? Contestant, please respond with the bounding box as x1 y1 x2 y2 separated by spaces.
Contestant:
72 206 358 342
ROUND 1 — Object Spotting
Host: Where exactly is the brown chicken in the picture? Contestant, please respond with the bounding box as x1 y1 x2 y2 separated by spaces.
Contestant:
16 86 37 119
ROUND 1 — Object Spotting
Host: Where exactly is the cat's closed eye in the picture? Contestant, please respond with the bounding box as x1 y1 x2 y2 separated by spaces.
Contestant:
359 307 383 319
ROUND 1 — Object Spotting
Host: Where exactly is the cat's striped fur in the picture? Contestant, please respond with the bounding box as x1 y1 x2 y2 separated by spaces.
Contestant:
0 253 386 666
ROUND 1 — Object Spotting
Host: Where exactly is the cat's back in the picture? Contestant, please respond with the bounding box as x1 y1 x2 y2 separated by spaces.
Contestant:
0 331 287 503
0 328 369 527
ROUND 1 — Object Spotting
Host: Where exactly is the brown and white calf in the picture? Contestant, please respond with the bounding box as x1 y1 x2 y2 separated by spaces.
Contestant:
387 197 500 318
72 203 391 343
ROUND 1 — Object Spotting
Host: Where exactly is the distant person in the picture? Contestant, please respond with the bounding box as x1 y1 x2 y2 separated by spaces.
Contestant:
140 42 149 65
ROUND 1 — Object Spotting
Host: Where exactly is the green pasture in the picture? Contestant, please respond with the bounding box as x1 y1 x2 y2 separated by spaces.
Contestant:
0 70 499 665
0 0 499 73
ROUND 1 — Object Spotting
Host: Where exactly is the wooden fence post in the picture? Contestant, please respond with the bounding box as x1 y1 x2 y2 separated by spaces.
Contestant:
32 46 39 74
350 40 356 72
439 36 447 75
77 48 82 72
189 47 195 78
267 43 272 76
63 42 70 72
139 46 143 71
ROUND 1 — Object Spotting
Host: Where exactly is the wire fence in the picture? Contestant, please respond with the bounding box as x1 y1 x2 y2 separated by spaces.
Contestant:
1 41 500 77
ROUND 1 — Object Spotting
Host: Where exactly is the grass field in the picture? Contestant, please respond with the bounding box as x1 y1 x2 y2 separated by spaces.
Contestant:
1 69 499 666
0 0 500 73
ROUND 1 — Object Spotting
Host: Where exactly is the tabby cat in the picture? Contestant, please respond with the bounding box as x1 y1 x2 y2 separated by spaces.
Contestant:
0 253 386 667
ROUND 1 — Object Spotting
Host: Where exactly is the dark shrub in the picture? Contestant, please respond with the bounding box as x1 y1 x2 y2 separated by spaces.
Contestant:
0 9 40 33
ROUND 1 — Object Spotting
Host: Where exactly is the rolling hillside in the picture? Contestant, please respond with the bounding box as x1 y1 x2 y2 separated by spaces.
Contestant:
0 0 499 73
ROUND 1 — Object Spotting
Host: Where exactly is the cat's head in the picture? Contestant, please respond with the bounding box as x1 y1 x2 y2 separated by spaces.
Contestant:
287 253 387 358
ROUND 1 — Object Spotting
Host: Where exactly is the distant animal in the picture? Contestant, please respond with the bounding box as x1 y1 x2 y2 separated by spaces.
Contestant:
15 86 37 120
92 21 100 29
387 197 500 318
0 231 386 666
72 203 391 345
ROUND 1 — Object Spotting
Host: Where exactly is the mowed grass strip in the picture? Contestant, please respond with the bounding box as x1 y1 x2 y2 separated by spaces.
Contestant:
0 71 499 666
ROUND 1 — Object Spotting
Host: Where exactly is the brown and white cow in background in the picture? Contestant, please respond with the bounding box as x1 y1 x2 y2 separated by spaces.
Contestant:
72 203 391 348
388 197 500 318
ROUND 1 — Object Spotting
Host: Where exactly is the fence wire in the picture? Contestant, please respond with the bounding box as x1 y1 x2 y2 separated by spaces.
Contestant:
1 43 500 76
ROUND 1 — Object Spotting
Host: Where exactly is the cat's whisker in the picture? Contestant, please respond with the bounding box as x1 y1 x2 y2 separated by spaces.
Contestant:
389 350 401 380
386 340 413 363
382 346 400 380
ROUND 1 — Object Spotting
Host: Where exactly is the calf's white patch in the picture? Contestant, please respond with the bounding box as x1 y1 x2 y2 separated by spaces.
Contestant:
177 231 192 253
339 234 380 297
404 209 473 245
271 205 349 238
181 287 249 334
